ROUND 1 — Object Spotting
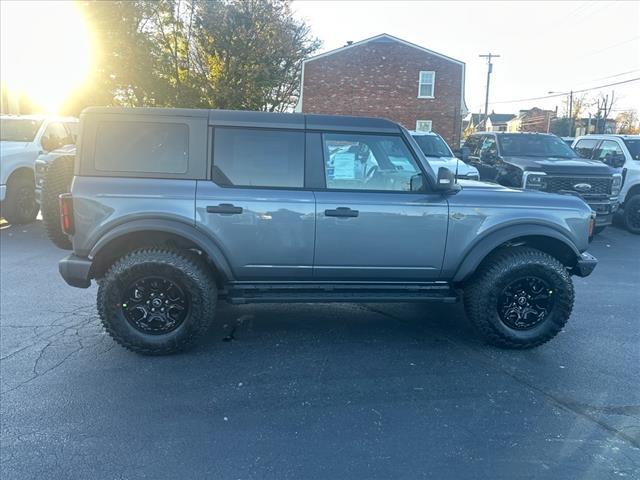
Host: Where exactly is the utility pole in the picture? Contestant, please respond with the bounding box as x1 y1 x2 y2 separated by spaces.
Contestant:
568 90 574 136
479 53 500 129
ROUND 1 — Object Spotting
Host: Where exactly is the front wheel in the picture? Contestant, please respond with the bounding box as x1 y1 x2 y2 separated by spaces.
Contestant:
622 194 640 234
464 247 574 349
97 248 217 355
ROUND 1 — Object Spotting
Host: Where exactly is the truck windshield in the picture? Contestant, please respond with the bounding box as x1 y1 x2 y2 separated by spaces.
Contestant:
623 139 640 160
1 119 43 142
498 134 578 159
412 134 453 158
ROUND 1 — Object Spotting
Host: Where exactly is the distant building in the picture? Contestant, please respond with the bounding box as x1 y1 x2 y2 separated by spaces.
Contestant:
507 107 557 133
296 33 468 147
464 111 516 132
575 117 616 136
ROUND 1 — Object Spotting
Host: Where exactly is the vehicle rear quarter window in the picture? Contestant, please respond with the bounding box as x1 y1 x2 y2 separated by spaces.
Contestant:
212 128 304 188
623 139 640 160
574 138 599 158
94 122 188 174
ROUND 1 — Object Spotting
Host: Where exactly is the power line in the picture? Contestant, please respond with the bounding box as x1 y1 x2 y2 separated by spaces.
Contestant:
490 77 640 105
579 35 640 59
575 69 640 85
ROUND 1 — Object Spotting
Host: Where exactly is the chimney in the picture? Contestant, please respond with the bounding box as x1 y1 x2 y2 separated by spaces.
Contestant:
345 40 353 46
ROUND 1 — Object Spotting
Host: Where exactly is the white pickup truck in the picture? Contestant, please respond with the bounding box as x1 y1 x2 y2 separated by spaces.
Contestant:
0 115 77 224
572 134 640 234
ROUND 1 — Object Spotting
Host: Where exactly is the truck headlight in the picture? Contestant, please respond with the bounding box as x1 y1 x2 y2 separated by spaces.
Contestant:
611 174 622 196
524 172 546 190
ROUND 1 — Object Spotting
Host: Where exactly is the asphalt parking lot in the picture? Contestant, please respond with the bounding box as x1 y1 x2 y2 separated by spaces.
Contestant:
1 219 639 479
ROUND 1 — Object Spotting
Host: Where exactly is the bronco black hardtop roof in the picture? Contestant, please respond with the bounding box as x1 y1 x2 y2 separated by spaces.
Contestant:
81 107 400 134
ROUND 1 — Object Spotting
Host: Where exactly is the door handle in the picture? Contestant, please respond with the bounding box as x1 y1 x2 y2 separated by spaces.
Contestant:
324 207 359 218
206 204 243 215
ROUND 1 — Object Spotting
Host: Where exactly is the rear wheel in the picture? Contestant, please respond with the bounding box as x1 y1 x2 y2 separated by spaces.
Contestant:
622 194 640 234
41 156 74 249
464 247 574 349
97 248 217 355
2 172 39 225
593 225 606 235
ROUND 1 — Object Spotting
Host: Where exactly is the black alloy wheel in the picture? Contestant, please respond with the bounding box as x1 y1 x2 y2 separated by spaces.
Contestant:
497 276 555 330
121 276 189 335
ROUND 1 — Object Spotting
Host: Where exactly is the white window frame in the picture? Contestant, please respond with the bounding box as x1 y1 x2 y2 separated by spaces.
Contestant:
416 120 432 132
418 71 435 98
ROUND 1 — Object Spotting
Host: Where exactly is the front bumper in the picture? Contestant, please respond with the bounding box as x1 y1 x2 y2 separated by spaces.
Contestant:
570 252 598 277
59 254 92 288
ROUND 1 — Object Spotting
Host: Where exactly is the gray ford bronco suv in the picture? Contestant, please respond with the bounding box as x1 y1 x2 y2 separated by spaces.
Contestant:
58 107 597 355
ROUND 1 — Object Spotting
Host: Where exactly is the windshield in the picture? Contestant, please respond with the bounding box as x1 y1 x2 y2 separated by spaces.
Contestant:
498 134 578 159
623 139 640 160
1 118 43 142
412 134 453 158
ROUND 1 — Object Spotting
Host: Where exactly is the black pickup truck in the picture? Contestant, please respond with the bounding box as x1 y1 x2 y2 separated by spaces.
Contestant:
462 132 622 233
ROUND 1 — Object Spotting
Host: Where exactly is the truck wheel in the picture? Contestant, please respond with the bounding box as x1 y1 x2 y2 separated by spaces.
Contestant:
622 194 640 234
2 172 39 225
464 247 574 349
41 155 74 249
593 226 606 235
97 248 217 355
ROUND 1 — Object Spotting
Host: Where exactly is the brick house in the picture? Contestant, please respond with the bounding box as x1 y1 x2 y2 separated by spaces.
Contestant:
296 34 467 147
507 107 557 133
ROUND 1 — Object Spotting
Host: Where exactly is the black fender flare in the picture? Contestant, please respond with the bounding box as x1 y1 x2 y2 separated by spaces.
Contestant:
452 224 581 282
88 218 234 281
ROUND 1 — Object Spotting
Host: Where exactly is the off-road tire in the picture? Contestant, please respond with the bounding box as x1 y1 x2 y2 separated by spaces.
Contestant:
97 248 217 355
41 155 74 249
2 172 39 225
464 247 574 349
622 194 640 234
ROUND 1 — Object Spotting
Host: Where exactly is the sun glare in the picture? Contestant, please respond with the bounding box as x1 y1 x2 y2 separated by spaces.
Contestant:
1 1 92 113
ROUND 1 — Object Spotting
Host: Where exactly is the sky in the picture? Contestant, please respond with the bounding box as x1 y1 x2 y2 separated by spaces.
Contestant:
293 0 640 118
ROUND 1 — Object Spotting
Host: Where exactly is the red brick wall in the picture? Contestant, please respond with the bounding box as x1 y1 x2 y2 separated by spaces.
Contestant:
301 38 465 147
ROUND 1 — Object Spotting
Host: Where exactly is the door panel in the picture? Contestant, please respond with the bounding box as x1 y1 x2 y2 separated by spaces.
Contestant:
313 191 448 280
196 182 315 279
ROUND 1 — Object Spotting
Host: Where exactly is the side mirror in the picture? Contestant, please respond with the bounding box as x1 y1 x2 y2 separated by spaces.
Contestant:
460 146 470 162
608 153 626 168
435 167 460 192
410 173 424 191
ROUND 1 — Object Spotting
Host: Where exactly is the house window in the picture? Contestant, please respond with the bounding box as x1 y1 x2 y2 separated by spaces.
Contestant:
416 120 432 132
418 71 435 98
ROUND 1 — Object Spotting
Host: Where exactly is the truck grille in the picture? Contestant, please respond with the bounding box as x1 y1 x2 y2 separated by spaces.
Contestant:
544 176 612 197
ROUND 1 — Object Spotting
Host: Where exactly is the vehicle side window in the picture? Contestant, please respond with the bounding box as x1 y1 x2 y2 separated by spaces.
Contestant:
594 140 623 161
212 128 304 188
573 138 599 158
41 122 68 150
322 133 420 191
479 135 497 160
95 121 189 174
